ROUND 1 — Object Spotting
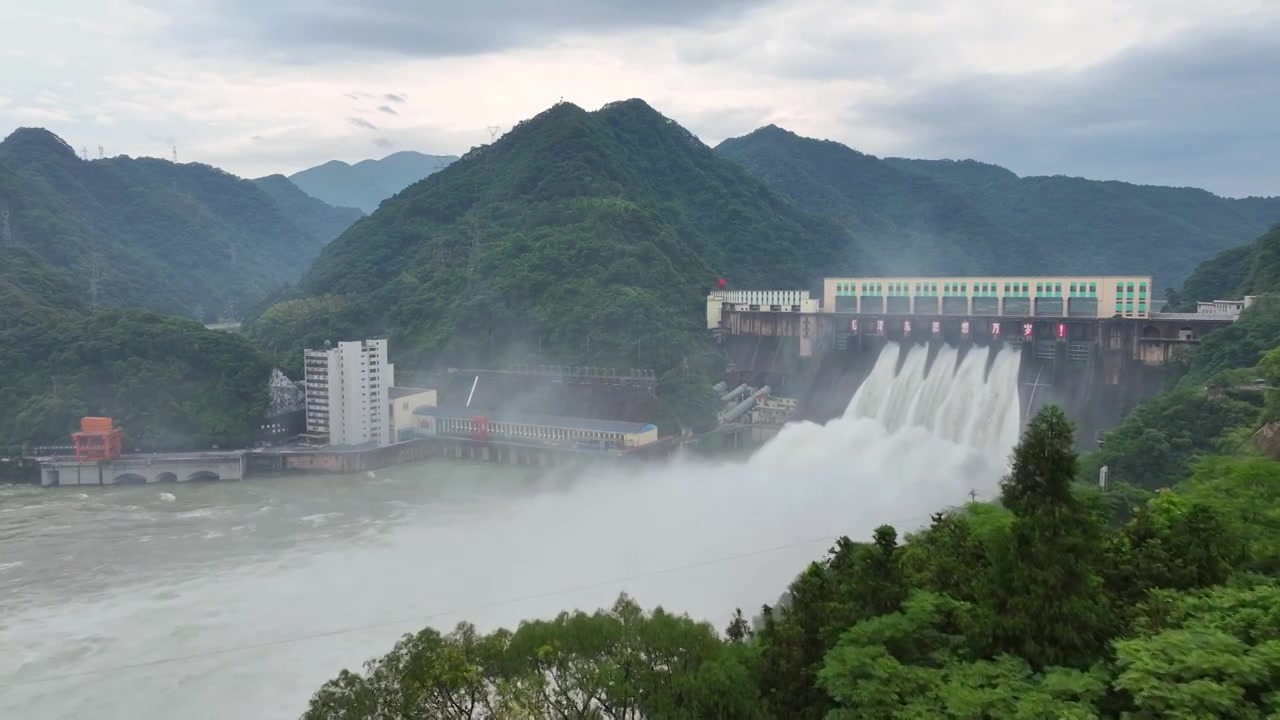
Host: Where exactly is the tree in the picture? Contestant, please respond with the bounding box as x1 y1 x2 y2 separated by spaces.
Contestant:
986 406 1113 669
1113 582 1280 718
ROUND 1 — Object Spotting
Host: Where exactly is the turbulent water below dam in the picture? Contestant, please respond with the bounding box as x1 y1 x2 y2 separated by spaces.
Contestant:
0 342 1024 720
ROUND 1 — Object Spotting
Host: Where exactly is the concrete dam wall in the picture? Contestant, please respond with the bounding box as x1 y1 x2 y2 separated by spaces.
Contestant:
719 334 1172 449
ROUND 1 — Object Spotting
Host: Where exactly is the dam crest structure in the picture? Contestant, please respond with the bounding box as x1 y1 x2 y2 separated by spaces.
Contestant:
708 275 1242 445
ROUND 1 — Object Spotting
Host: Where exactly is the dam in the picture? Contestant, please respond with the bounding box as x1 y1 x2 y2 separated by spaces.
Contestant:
708 275 1240 445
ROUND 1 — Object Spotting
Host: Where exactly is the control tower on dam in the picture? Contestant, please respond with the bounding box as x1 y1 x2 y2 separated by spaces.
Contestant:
708 277 1243 445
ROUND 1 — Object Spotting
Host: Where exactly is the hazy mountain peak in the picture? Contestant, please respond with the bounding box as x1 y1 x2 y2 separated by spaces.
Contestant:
288 149 459 213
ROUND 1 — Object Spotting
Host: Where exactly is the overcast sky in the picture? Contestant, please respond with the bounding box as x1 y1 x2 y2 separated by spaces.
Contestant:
2 0 1277 197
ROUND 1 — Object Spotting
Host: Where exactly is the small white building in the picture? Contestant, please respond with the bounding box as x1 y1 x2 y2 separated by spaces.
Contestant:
303 339 396 447
389 386 438 443
706 290 819 329
1196 297 1256 318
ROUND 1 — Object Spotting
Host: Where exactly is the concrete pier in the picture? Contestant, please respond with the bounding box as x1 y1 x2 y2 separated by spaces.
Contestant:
37 452 246 487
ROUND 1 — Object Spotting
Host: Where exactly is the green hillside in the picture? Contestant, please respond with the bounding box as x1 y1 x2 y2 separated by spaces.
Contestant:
714 126 1280 288
0 127 356 320
261 99 867 374
251 174 364 249
1178 223 1280 306
882 157 1280 289
715 126 1042 275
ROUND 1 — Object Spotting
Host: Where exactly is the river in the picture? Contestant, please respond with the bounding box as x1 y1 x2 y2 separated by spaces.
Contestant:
0 343 1023 719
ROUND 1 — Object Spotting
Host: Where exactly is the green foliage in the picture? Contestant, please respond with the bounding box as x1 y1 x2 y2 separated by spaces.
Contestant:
1084 388 1259 490
303 594 765 720
987 407 1113 670
0 127 358 319
1114 582 1280 719
304 411 1280 719
251 174 364 247
719 128 1280 290
1182 296 1280 383
265 100 866 377
716 126 1047 276
0 307 272 450
1178 223 1280 306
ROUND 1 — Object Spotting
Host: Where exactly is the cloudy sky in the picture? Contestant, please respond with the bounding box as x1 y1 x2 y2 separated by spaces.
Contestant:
2 0 1277 196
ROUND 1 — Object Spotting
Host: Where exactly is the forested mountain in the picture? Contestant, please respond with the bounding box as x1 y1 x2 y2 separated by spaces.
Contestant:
1177 223 1280 306
717 127 1280 289
884 157 1280 289
251 174 364 250
256 99 865 378
0 127 353 320
716 126 1043 275
288 150 459 213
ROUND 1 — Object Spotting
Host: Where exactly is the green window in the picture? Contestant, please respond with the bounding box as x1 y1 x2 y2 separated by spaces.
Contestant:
1054 282 1062 294
1089 282 1097 297
1069 282 1077 296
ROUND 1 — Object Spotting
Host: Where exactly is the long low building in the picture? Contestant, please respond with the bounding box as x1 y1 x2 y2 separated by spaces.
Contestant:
411 407 659 453
822 275 1155 320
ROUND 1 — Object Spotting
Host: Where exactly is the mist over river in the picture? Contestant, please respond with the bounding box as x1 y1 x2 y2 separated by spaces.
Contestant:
1 343 1022 720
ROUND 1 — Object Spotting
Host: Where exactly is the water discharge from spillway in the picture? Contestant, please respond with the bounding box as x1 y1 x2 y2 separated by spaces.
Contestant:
0 342 1026 720
847 342 1024 457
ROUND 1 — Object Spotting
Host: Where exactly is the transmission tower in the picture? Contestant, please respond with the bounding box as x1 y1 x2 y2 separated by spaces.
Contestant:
81 146 89 161
486 125 501 143
97 145 104 159
172 145 178 163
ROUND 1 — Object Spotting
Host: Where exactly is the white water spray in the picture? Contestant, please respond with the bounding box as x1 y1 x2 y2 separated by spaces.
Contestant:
0 342 1026 720
847 341 1023 457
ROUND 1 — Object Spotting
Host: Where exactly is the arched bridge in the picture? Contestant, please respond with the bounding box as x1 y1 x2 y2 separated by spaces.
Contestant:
36 452 246 487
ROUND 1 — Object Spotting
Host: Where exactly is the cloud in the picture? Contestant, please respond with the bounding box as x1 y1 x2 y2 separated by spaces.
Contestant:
2 105 75 123
853 20 1280 196
384 93 406 103
0 95 10 108
152 0 774 62
348 116 379 131
377 105 398 115
372 137 393 149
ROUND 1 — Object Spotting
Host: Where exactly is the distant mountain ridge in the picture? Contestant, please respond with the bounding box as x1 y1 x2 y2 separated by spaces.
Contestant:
0 127 359 320
288 150 459 213
717 126 1280 289
716 125 1043 276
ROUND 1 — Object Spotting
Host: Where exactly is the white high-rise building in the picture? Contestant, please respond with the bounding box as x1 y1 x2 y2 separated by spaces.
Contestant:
303 339 396 447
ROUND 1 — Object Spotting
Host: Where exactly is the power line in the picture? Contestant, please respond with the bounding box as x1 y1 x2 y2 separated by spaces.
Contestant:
0 508 958 689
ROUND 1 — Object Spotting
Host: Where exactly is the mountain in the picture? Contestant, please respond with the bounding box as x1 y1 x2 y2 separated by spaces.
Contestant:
716 127 1280 290
0 127 353 320
716 125 1043 276
1178 223 1280 306
252 99 865 376
252 174 364 247
288 150 459 213
881 157 1280 291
